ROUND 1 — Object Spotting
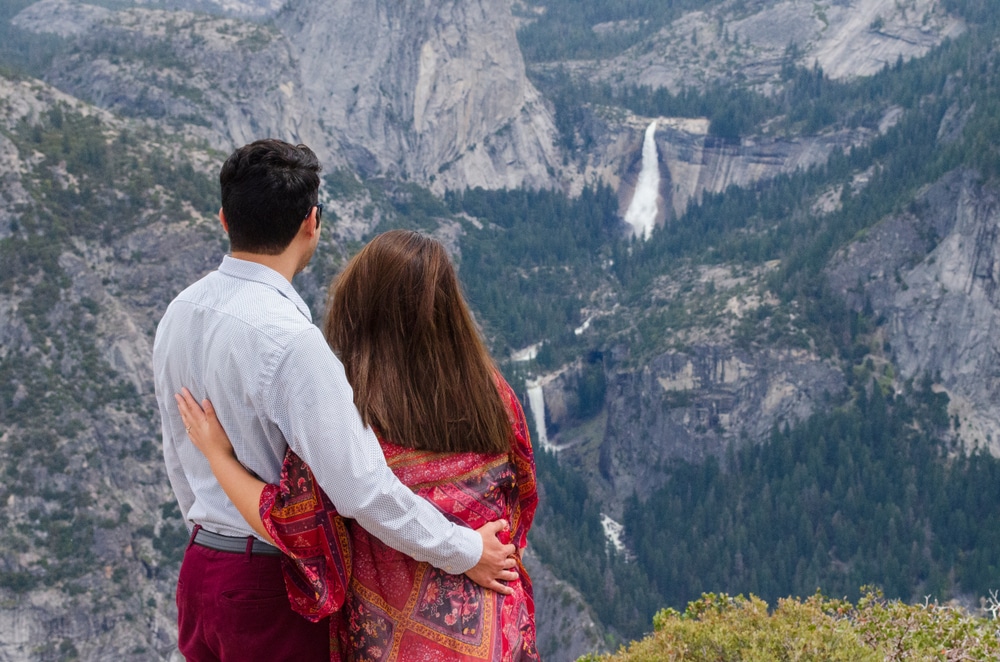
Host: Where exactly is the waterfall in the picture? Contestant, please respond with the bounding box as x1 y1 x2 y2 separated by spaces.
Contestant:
601 514 626 554
525 379 554 452
624 121 660 240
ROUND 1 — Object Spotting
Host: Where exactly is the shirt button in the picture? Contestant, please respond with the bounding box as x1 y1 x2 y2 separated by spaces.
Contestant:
445 566 454 572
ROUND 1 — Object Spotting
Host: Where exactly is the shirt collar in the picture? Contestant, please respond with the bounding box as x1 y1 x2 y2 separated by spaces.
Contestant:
217 255 313 322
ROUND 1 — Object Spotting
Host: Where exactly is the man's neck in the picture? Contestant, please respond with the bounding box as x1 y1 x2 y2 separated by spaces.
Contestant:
230 251 299 283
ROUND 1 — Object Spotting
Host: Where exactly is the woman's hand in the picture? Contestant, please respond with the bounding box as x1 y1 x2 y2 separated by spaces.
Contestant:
174 387 274 544
175 387 235 462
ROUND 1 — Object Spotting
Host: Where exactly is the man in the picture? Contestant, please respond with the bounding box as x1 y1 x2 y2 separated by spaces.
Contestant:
153 139 516 660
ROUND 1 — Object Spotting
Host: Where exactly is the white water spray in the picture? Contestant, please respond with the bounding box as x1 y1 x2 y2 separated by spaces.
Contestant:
525 379 554 452
601 514 626 554
624 121 660 240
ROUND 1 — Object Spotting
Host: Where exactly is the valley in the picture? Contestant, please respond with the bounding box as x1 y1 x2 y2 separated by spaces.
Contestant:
1 0 1000 659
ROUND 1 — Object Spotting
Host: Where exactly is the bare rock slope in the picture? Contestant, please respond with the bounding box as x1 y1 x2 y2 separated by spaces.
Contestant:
279 0 559 192
563 0 965 92
828 170 1000 455
16 0 561 193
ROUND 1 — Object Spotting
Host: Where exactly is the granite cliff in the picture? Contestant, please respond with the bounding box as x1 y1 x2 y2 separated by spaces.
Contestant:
15 0 561 193
276 0 559 192
827 169 1000 455
544 0 966 92
567 110 873 221
0 74 218 661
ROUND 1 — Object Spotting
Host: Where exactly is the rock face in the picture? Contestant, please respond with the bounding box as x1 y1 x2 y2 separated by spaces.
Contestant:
543 344 845 514
135 0 285 20
0 133 31 241
16 0 561 193
523 549 607 662
0 74 224 662
9 0 111 37
567 0 966 92
574 111 867 221
827 170 1000 454
18 0 328 154
278 0 560 193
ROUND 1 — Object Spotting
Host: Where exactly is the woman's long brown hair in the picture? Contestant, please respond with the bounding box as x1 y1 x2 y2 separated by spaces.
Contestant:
323 230 511 454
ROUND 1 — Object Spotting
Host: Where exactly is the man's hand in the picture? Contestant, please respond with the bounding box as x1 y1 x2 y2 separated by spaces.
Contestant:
465 519 518 595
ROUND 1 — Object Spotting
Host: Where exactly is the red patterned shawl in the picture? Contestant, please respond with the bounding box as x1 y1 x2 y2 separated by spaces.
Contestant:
259 377 539 661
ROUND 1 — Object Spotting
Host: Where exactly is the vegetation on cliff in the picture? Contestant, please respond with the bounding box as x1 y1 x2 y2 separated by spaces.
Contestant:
581 589 1000 662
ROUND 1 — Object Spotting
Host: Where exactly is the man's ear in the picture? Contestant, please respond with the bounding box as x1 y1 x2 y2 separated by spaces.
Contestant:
218 208 229 233
302 207 319 239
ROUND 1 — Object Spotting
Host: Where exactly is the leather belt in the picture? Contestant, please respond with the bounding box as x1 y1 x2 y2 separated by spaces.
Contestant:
193 527 282 557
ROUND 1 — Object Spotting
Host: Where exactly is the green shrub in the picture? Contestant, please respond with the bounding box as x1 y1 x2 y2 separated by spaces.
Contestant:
582 589 1000 661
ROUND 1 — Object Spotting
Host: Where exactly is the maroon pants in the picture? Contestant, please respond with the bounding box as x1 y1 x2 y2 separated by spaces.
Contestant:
177 527 330 661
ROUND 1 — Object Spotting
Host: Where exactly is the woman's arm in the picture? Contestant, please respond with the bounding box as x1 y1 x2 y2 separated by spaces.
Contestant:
174 388 275 545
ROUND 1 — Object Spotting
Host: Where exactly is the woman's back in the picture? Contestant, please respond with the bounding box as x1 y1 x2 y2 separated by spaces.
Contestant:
262 230 540 661
346 376 536 661
263 377 539 662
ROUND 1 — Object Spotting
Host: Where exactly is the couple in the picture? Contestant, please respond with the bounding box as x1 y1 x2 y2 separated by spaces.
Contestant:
153 139 539 661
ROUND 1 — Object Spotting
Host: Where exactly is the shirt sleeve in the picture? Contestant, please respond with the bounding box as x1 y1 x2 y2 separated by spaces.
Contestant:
265 327 482 574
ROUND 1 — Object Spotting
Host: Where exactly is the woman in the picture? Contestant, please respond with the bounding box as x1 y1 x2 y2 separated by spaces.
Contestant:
177 229 539 661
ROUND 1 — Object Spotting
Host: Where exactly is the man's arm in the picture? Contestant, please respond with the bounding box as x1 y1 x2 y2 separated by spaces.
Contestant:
177 388 517 592
270 329 516 583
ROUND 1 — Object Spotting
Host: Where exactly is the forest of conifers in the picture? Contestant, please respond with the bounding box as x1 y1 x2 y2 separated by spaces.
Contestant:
434 0 1000 642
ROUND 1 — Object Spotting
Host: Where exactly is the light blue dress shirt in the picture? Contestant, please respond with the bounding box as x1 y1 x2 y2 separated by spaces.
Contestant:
153 256 480 573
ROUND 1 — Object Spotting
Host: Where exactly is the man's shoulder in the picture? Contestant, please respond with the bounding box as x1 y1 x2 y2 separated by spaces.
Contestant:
167 269 223 309
161 270 315 348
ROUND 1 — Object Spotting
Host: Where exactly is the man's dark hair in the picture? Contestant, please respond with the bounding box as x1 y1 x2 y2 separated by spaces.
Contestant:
219 139 322 254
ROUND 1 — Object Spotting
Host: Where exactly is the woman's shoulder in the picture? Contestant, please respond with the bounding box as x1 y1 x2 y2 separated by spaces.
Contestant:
492 372 521 410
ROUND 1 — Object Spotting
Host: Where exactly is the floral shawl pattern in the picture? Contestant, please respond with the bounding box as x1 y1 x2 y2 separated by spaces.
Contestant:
259 377 539 661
